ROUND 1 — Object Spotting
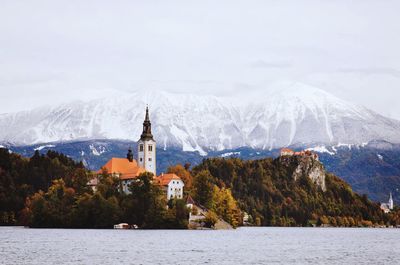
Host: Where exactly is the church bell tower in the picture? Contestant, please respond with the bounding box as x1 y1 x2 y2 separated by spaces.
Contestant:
389 192 394 210
137 106 156 176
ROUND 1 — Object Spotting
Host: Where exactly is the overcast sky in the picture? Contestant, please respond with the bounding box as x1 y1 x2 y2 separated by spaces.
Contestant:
1 0 400 118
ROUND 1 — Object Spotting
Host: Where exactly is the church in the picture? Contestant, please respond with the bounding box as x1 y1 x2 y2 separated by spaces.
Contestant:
380 193 394 213
88 107 184 200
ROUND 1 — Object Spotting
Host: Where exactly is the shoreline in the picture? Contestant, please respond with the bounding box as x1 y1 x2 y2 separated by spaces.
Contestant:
1 225 399 230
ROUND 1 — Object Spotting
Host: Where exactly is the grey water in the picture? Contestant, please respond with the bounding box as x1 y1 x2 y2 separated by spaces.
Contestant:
1 227 399 265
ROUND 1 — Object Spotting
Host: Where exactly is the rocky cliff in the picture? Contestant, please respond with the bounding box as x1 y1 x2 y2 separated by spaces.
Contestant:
280 154 327 192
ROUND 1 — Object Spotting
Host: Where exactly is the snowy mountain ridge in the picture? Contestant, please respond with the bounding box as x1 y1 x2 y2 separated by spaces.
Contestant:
1 83 400 155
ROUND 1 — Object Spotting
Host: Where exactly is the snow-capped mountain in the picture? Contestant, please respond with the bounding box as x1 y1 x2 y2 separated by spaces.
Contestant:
1 83 400 154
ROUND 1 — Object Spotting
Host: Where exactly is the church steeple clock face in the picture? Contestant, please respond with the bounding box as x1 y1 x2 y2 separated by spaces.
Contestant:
138 106 156 176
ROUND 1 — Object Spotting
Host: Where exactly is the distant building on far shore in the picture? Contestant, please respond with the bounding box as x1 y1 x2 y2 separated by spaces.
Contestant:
280 148 319 161
280 148 295 156
380 193 394 213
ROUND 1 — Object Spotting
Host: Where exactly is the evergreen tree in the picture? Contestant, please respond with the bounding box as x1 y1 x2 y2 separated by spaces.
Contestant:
193 170 214 209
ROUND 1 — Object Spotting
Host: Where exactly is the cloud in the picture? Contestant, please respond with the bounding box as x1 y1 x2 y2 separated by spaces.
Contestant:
336 67 400 78
249 60 292 69
1 0 400 119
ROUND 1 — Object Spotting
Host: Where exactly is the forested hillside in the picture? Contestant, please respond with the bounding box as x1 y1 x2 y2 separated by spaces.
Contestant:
193 156 400 227
1 148 400 228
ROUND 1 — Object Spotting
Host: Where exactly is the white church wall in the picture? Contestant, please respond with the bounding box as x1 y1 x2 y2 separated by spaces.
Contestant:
138 139 156 176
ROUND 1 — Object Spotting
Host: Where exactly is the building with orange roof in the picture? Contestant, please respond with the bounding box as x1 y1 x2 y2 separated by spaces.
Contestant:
89 107 185 199
154 173 184 200
279 148 319 161
97 154 146 193
280 148 295 156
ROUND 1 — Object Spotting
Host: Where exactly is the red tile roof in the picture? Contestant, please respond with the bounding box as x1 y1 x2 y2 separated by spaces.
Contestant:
154 173 182 186
281 148 294 153
98 157 145 180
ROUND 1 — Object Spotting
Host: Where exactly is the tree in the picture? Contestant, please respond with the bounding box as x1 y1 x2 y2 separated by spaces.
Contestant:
26 179 76 228
212 186 241 227
167 164 193 189
163 199 189 229
97 169 120 199
143 184 167 228
204 211 218 228
123 172 169 228
184 162 191 171
193 170 214 209
65 168 92 195
89 193 121 228
71 192 121 228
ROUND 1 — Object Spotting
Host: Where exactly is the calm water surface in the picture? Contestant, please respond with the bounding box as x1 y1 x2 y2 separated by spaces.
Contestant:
1 227 399 265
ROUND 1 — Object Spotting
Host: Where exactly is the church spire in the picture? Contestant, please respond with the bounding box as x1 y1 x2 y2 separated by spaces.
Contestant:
137 105 156 175
389 192 394 210
140 106 154 141
145 105 150 122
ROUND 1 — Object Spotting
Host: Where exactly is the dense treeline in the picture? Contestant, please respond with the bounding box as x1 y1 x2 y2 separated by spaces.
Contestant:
0 149 86 225
192 157 397 227
2 147 399 228
21 172 188 229
0 149 188 228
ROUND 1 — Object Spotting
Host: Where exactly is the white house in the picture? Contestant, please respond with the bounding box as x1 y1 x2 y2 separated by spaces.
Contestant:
155 173 185 200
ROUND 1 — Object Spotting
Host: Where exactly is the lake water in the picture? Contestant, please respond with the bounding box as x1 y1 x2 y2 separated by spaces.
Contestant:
1 227 399 265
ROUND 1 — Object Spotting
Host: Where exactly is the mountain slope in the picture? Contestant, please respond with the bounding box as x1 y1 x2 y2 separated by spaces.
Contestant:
1 83 400 153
